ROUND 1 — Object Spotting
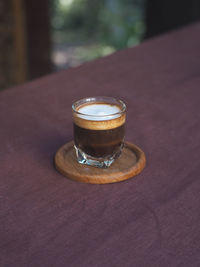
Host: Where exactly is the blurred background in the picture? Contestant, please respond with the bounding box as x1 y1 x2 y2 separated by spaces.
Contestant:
0 0 200 90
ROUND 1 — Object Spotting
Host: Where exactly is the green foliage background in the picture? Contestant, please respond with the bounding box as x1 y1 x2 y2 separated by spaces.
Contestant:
51 0 145 62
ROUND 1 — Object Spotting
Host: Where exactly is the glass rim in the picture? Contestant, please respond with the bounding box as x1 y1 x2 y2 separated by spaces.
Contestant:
72 96 126 118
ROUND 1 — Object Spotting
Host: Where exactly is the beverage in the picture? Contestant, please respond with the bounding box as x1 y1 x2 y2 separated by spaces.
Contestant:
72 97 126 168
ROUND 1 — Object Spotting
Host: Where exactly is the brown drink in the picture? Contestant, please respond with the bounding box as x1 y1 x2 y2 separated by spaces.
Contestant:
72 97 126 168
74 120 125 158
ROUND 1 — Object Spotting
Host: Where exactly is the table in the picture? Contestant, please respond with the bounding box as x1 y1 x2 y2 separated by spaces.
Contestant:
1 22 200 267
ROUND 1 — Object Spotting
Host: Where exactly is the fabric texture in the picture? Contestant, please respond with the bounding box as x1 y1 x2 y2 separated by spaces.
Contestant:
0 22 200 267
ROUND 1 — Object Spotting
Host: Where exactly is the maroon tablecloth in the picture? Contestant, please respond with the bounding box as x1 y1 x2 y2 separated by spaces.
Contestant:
1 22 200 267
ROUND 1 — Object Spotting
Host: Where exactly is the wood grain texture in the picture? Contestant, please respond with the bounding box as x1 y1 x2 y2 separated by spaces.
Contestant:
55 141 146 184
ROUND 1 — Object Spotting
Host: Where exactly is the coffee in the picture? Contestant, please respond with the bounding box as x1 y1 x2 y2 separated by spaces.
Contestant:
73 103 125 158
72 97 126 167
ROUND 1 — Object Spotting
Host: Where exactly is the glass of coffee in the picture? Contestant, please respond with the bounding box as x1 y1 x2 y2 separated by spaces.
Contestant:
72 96 126 168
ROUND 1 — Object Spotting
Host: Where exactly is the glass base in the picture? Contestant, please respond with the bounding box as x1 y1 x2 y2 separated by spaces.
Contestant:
74 145 123 168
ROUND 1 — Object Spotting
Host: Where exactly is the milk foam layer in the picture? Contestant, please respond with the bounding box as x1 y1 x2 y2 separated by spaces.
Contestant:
77 104 121 121
74 103 125 130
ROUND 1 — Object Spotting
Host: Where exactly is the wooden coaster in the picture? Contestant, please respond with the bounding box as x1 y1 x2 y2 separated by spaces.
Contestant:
54 141 146 184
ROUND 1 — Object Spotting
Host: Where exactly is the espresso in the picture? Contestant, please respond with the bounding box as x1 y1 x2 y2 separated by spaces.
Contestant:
73 102 126 158
74 123 125 157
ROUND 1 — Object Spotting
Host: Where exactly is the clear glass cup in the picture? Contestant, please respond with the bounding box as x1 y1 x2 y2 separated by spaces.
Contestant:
72 96 126 168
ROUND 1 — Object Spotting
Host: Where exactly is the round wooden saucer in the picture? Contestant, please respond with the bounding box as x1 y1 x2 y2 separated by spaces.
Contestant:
54 141 146 184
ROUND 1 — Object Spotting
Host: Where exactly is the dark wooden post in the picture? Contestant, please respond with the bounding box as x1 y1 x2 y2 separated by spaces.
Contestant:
145 0 200 38
24 0 52 79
